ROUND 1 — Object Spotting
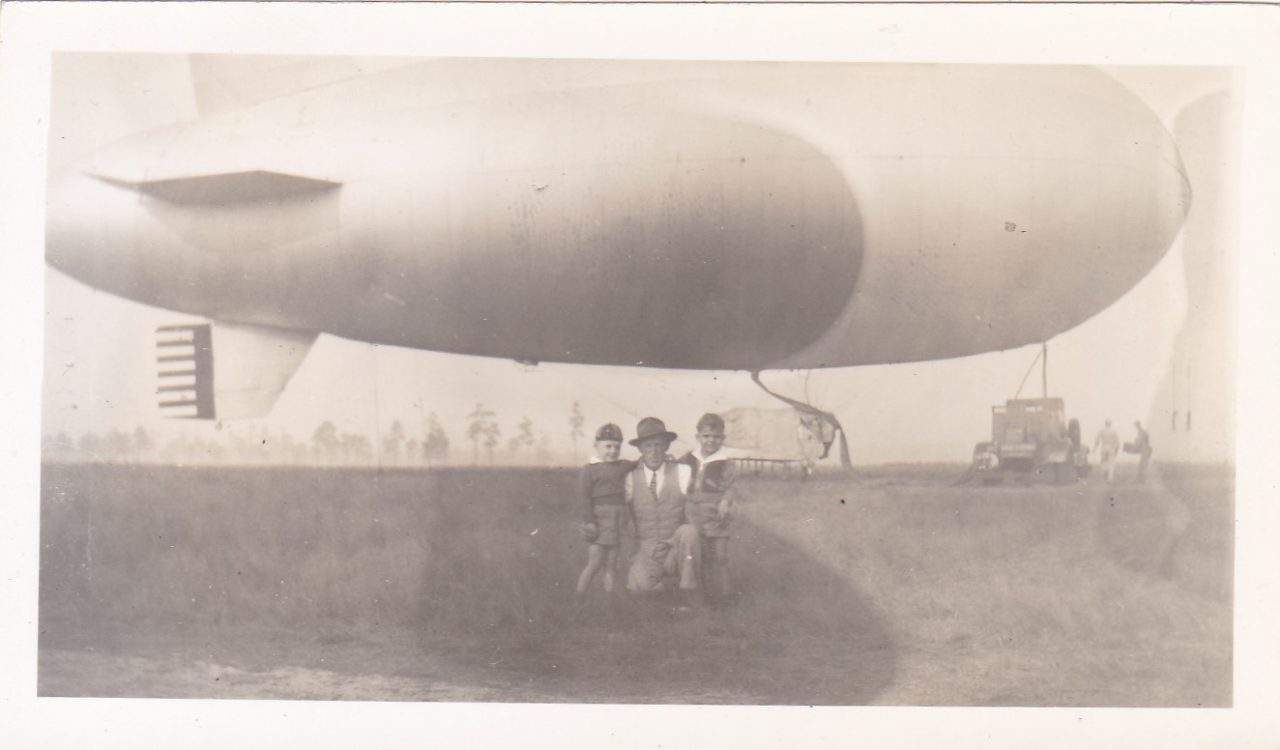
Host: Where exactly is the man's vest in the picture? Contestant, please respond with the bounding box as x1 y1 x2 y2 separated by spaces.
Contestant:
630 461 685 544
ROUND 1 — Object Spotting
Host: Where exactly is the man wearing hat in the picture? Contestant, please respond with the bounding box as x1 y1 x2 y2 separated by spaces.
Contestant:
624 417 703 598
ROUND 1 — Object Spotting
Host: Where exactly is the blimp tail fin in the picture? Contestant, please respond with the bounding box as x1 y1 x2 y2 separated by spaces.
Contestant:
188 54 413 117
50 54 200 172
156 322 317 420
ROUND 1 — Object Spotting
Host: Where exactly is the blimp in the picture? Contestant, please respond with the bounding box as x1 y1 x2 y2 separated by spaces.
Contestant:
45 56 1190 419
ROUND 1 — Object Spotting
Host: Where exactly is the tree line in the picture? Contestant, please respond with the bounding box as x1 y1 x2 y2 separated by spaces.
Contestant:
43 401 594 467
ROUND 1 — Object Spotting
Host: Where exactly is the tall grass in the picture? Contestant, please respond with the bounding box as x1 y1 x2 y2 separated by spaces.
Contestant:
39 462 1231 705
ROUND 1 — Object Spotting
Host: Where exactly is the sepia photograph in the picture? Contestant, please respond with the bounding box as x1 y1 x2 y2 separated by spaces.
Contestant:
2 2 1278 748
37 52 1235 706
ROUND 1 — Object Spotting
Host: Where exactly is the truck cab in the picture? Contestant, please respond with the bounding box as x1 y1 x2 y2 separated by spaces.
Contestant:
973 397 1076 482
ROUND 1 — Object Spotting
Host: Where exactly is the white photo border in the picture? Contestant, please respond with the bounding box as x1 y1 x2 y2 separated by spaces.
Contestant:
1 2 1277 748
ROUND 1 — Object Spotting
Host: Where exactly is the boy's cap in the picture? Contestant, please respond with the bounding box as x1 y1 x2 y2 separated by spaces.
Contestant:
630 417 678 446
696 412 725 434
594 423 623 442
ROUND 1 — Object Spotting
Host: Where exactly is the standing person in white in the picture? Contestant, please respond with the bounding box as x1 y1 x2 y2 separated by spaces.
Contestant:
1094 419 1121 483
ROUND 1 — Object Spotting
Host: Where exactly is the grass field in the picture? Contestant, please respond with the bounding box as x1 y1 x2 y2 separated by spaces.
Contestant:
37 461 1232 705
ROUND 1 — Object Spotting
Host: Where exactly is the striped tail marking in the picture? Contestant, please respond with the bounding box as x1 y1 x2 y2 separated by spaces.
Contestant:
156 324 215 419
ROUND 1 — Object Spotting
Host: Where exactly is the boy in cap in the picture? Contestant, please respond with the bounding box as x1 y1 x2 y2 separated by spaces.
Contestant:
679 412 737 603
624 417 702 600
576 423 635 595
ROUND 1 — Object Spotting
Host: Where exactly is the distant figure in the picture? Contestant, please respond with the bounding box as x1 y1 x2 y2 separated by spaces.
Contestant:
1067 418 1085 480
624 417 702 603
575 423 635 595
1094 419 1121 483
1131 421 1153 483
679 413 737 605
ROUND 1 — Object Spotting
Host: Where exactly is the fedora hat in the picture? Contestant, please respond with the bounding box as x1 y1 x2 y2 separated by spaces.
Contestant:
629 417 678 446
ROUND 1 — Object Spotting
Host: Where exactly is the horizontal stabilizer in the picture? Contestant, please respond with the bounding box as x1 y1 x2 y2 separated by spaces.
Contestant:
156 321 317 420
94 170 341 206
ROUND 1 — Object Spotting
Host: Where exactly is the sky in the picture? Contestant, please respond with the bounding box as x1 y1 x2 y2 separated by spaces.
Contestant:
38 57 1233 466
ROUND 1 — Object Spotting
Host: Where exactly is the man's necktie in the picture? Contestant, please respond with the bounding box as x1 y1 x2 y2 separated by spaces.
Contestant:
649 469 658 498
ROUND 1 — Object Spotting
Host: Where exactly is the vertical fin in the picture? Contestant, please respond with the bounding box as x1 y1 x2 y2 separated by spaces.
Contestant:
155 321 316 420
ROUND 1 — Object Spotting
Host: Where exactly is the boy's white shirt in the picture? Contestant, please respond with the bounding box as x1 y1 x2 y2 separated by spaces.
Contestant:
693 446 734 464
691 447 736 508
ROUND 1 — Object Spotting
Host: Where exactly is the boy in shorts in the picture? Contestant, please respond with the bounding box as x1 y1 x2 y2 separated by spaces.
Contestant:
575 423 634 595
679 413 737 603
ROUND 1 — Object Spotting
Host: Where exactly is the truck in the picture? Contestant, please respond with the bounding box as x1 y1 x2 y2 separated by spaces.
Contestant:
969 397 1087 484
